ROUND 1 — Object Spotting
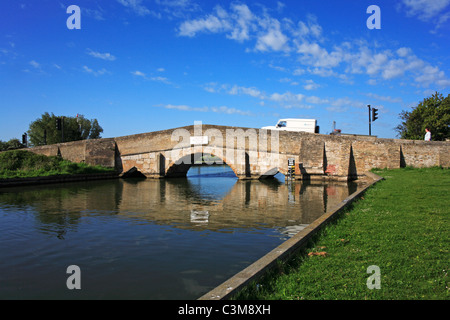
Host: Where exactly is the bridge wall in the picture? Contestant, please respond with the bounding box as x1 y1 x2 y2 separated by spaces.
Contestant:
26 138 116 168
25 125 450 180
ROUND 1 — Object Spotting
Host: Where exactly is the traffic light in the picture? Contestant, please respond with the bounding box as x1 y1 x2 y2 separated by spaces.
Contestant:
56 118 62 130
372 108 378 122
22 133 27 145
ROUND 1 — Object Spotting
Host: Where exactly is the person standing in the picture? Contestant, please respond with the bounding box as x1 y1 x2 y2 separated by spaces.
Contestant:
424 128 431 141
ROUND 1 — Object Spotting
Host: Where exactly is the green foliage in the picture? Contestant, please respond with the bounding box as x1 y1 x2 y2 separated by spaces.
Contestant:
27 112 103 146
0 150 114 179
0 138 25 151
395 92 450 141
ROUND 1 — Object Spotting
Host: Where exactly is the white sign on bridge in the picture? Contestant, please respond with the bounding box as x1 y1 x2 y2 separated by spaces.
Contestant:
190 136 208 145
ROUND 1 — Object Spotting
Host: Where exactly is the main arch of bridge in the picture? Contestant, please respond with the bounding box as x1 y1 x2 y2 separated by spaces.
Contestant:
164 151 283 179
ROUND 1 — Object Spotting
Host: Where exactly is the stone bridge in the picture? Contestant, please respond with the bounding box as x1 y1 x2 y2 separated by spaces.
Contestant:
28 123 450 181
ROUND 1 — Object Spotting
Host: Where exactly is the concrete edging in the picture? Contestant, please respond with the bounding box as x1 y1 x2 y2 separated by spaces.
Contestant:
198 171 384 300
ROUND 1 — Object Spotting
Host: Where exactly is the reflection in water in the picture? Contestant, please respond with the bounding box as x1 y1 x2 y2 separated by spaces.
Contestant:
0 165 359 299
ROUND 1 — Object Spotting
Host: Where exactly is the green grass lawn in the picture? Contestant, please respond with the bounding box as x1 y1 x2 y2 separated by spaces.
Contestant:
235 167 449 300
0 149 115 179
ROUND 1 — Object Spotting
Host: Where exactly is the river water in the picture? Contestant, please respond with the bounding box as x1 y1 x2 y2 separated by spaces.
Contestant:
0 165 358 299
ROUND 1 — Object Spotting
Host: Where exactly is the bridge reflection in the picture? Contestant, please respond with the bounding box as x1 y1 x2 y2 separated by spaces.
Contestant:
0 174 359 239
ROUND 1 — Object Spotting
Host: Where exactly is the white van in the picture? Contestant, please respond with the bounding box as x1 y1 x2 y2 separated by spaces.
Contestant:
262 118 319 133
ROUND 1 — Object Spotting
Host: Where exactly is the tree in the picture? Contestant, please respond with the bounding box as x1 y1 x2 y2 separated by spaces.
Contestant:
27 112 103 146
0 138 25 151
395 92 450 141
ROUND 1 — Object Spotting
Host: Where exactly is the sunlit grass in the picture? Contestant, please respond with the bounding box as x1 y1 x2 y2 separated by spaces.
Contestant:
235 167 449 300
0 149 115 179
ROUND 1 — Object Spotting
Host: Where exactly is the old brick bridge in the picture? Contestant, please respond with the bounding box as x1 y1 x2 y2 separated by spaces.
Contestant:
29 123 450 181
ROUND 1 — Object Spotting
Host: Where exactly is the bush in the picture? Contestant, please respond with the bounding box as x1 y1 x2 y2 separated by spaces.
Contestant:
0 150 114 179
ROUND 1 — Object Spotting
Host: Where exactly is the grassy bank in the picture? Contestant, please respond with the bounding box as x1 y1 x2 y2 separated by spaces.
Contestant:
0 149 115 179
235 167 449 300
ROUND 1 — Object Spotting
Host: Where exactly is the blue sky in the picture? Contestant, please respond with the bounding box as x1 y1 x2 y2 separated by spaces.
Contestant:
1 0 449 140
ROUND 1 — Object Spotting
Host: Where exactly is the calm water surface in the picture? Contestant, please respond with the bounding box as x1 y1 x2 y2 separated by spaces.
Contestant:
0 165 358 299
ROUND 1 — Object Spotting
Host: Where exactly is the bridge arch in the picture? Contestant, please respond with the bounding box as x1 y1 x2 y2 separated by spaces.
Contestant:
165 152 239 178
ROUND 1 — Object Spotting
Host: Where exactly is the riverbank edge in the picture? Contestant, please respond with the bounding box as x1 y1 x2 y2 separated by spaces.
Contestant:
0 172 120 188
198 171 384 300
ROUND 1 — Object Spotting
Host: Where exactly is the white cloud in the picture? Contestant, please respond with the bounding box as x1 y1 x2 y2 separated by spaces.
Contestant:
414 65 450 87
150 76 170 83
29 60 41 69
178 3 290 52
163 104 252 115
154 0 200 18
24 60 44 73
178 3 450 89
304 41 450 88
228 85 263 98
366 53 390 76
294 15 323 39
401 0 450 20
83 7 105 21
203 82 313 109
293 68 305 75
117 0 148 15
326 105 348 113
400 0 450 33
366 93 402 103
131 70 171 84
87 49 116 61
226 3 254 42
269 64 288 72
210 106 252 116
156 0 196 8
255 22 289 52
308 67 338 78
396 47 411 57
178 8 229 37
204 81 374 115
253 14 290 52
203 82 218 93
117 0 153 16
176 0 450 90
435 11 450 30
331 97 365 109
303 80 320 91
268 91 304 103
131 70 146 77
306 95 328 104
276 1 285 13
164 104 207 112
83 65 109 76
279 77 292 83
